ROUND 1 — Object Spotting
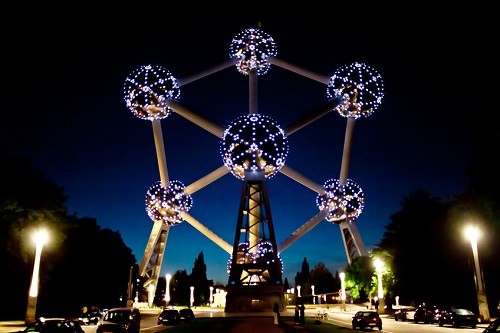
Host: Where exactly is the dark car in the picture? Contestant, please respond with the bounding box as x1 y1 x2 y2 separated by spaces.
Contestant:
394 306 415 321
96 307 141 333
157 309 180 325
438 308 477 328
18 318 84 333
352 310 382 330
482 317 500 333
78 309 103 325
413 305 435 323
179 308 195 323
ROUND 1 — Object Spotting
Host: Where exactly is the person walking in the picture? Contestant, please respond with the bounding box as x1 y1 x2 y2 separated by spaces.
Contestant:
294 304 299 323
273 303 280 324
299 303 305 325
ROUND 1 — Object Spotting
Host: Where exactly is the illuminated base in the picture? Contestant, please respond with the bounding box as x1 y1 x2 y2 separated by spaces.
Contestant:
25 296 37 324
225 285 284 312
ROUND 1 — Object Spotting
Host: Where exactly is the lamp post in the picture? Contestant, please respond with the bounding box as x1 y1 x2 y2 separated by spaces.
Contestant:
311 285 315 304
465 225 490 322
209 286 214 306
297 285 301 298
190 286 194 308
165 274 171 305
339 272 346 311
25 228 49 324
373 258 385 314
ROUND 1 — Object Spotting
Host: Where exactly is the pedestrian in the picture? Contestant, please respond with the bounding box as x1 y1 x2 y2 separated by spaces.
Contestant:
273 303 280 324
299 303 305 325
294 304 299 323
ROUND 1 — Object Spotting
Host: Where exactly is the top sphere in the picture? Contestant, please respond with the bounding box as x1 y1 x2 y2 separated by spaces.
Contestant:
123 64 180 121
229 28 277 76
327 62 384 119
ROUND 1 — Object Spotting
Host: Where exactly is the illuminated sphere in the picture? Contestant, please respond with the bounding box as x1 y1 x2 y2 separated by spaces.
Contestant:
123 64 180 121
221 114 288 181
145 180 193 226
327 62 384 119
226 241 283 274
316 178 364 223
229 28 277 76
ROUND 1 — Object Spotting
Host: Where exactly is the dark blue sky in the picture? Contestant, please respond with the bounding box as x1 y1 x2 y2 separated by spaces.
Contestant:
2 11 488 284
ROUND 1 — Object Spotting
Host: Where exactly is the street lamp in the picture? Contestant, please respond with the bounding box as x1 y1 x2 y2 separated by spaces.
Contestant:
339 272 346 311
373 258 385 314
311 285 315 304
25 228 49 324
190 286 194 307
165 274 171 305
464 225 490 322
209 286 214 306
297 285 301 297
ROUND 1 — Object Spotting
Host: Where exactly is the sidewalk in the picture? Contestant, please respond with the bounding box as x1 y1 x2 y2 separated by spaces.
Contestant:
0 321 24 333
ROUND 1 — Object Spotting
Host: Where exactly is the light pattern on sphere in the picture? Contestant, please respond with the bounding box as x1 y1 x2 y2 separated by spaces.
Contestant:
327 62 384 119
226 241 283 273
229 28 277 76
221 114 288 181
145 180 192 225
316 178 364 223
123 64 180 121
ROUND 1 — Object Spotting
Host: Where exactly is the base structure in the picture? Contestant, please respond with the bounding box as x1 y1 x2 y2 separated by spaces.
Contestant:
225 285 284 312
225 179 284 312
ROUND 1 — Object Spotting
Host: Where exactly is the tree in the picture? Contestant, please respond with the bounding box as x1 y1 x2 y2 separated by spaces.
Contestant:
0 157 137 319
309 262 337 295
345 256 373 301
294 257 310 296
189 251 209 306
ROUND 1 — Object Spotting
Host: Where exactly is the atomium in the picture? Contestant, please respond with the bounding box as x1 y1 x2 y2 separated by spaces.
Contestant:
229 28 277 76
221 113 288 181
327 62 384 119
145 180 193 225
123 64 180 121
316 178 365 223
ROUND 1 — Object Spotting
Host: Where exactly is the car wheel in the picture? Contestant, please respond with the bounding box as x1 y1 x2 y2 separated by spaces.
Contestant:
378 324 382 330
352 324 356 330
471 323 476 328
395 316 398 321
439 320 444 327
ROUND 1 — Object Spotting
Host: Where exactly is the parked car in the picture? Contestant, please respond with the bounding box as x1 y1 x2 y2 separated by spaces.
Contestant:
96 307 141 333
482 317 500 333
78 309 103 325
179 308 195 323
352 310 382 330
394 306 415 321
17 317 84 333
157 308 180 325
413 305 436 323
438 308 477 328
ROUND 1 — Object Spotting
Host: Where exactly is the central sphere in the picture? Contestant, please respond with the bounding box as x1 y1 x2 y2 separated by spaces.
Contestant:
221 114 288 181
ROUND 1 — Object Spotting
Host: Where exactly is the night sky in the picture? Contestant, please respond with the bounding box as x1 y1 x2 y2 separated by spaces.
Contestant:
2 10 490 285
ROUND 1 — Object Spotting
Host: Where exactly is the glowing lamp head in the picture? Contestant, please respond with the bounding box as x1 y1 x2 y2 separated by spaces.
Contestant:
327 62 384 119
316 178 364 223
221 114 288 181
123 64 180 121
229 28 277 76
145 180 193 225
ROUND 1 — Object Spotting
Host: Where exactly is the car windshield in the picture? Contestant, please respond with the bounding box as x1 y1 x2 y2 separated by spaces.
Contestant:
455 309 474 315
104 311 133 323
